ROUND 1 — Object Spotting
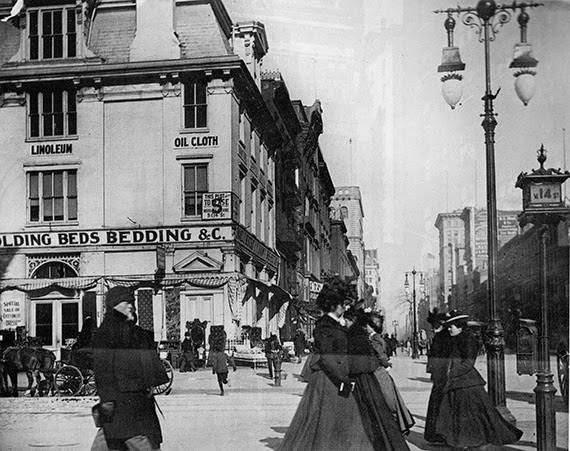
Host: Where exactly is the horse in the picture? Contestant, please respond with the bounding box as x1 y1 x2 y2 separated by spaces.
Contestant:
0 347 56 397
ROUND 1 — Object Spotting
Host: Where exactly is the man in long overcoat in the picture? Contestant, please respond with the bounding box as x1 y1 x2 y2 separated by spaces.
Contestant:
91 286 168 451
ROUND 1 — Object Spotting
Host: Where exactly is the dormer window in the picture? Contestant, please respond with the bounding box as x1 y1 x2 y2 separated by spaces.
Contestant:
29 8 77 60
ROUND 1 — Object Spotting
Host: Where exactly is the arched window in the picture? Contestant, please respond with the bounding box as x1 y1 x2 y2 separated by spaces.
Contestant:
32 261 78 279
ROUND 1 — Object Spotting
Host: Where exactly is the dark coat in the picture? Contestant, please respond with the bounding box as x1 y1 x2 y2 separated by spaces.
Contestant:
436 330 522 448
369 333 391 368
424 329 452 442
312 314 350 386
210 351 236 374
280 314 376 451
426 329 451 382
445 331 485 391
93 309 168 447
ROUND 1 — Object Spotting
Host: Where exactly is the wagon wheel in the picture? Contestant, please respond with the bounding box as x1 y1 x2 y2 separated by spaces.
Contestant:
557 352 569 405
54 365 82 397
81 369 97 396
152 359 173 395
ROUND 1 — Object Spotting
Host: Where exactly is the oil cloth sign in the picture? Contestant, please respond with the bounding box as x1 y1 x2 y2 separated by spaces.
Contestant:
0 226 232 249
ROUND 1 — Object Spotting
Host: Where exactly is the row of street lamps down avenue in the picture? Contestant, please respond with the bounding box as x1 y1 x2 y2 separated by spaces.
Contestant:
434 0 543 426
404 268 424 360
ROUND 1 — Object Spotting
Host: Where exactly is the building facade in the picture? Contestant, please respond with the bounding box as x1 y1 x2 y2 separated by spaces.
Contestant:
364 249 380 309
0 0 292 356
330 186 366 297
434 211 465 309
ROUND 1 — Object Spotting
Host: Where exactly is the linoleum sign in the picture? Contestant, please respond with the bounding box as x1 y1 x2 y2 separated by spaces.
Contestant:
0 226 231 249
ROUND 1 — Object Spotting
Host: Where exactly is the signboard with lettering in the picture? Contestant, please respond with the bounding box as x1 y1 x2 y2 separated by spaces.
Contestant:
31 143 73 155
474 211 488 260
1 296 23 328
0 226 232 249
202 192 232 220
174 135 219 148
235 226 279 271
529 183 562 205
156 244 167 270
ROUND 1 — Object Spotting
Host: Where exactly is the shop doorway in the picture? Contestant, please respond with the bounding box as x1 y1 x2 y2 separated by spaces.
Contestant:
31 298 80 360
29 260 81 359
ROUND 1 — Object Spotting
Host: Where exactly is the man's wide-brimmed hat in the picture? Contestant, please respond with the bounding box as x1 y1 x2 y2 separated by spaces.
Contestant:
444 310 469 324
105 286 135 309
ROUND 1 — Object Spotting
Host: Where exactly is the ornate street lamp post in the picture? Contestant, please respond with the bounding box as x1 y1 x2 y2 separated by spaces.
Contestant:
392 320 399 338
516 146 570 451
434 0 542 420
404 269 424 359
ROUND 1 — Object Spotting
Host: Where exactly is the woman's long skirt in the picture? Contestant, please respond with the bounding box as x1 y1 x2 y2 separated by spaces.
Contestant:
279 369 375 451
352 373 411 451
436 385 523 448
374 367 415 434
424 377 446 442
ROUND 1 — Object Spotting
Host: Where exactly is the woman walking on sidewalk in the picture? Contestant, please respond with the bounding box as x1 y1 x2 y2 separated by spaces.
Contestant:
435 311 523 449
424 309 451 444
280 281 380 450
366 312 415 435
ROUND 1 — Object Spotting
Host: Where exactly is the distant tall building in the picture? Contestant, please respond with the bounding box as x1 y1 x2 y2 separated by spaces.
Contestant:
461 207 520 276
436 207 520 311
434 211 465 308
364 249 380 309
330 186 366 297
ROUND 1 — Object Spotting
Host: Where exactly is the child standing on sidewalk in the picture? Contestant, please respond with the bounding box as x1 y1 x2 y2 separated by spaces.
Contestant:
210 350 236 396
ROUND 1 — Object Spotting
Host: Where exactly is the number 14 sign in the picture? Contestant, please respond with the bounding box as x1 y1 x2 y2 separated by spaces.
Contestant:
529 183 561 205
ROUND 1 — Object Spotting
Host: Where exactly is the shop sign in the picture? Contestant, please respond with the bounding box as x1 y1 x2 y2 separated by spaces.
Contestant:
156 244 167 270
235 227 279 270
202 192 231 220
174 135 219 148
308 280 323 301
31 142 73 155
1 296 23 328
0 225 232 249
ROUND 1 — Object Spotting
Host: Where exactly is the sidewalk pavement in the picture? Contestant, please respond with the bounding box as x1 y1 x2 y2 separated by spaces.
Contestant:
0 353 567 450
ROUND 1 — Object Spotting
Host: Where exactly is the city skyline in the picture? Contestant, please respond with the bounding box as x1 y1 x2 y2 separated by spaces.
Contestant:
225 0 570 313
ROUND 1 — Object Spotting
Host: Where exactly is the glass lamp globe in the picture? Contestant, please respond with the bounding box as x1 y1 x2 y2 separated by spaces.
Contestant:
441 73 463 109
514 70 536 106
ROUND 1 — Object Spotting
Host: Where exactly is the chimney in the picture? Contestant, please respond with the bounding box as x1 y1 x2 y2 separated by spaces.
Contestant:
130 0 180 61
232 21 268 87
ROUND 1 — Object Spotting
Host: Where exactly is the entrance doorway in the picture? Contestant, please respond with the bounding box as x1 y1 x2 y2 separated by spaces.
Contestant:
31 298 80 360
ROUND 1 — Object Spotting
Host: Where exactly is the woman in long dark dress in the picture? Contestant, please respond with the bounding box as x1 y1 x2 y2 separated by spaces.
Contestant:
345 309 411 451
424 309 451 444
279 285 376 451
435 311 523 448
365 313 415 435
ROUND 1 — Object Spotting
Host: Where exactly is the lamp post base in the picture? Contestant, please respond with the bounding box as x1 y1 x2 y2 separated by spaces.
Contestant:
535 371 557 450
486 319 516 425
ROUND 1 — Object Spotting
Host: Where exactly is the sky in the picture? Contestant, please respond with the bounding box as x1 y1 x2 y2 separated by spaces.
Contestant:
224 0 570 322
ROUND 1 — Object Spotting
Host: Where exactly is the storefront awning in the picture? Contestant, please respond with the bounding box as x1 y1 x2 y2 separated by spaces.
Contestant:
0 276 99 295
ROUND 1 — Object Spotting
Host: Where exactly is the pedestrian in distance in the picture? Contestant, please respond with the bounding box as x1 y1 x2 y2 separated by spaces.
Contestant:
366 312 415 435
209 349 236 396
424 309 451 444
264 333 281 379
280 280 381 451
383 333 393 357
91 286 169 451
435 311 523 449
179 333 197 373
293 328 306 363
390 334 398 356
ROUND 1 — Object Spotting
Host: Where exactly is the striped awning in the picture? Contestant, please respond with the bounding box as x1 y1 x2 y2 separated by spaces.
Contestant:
0 276 100 294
